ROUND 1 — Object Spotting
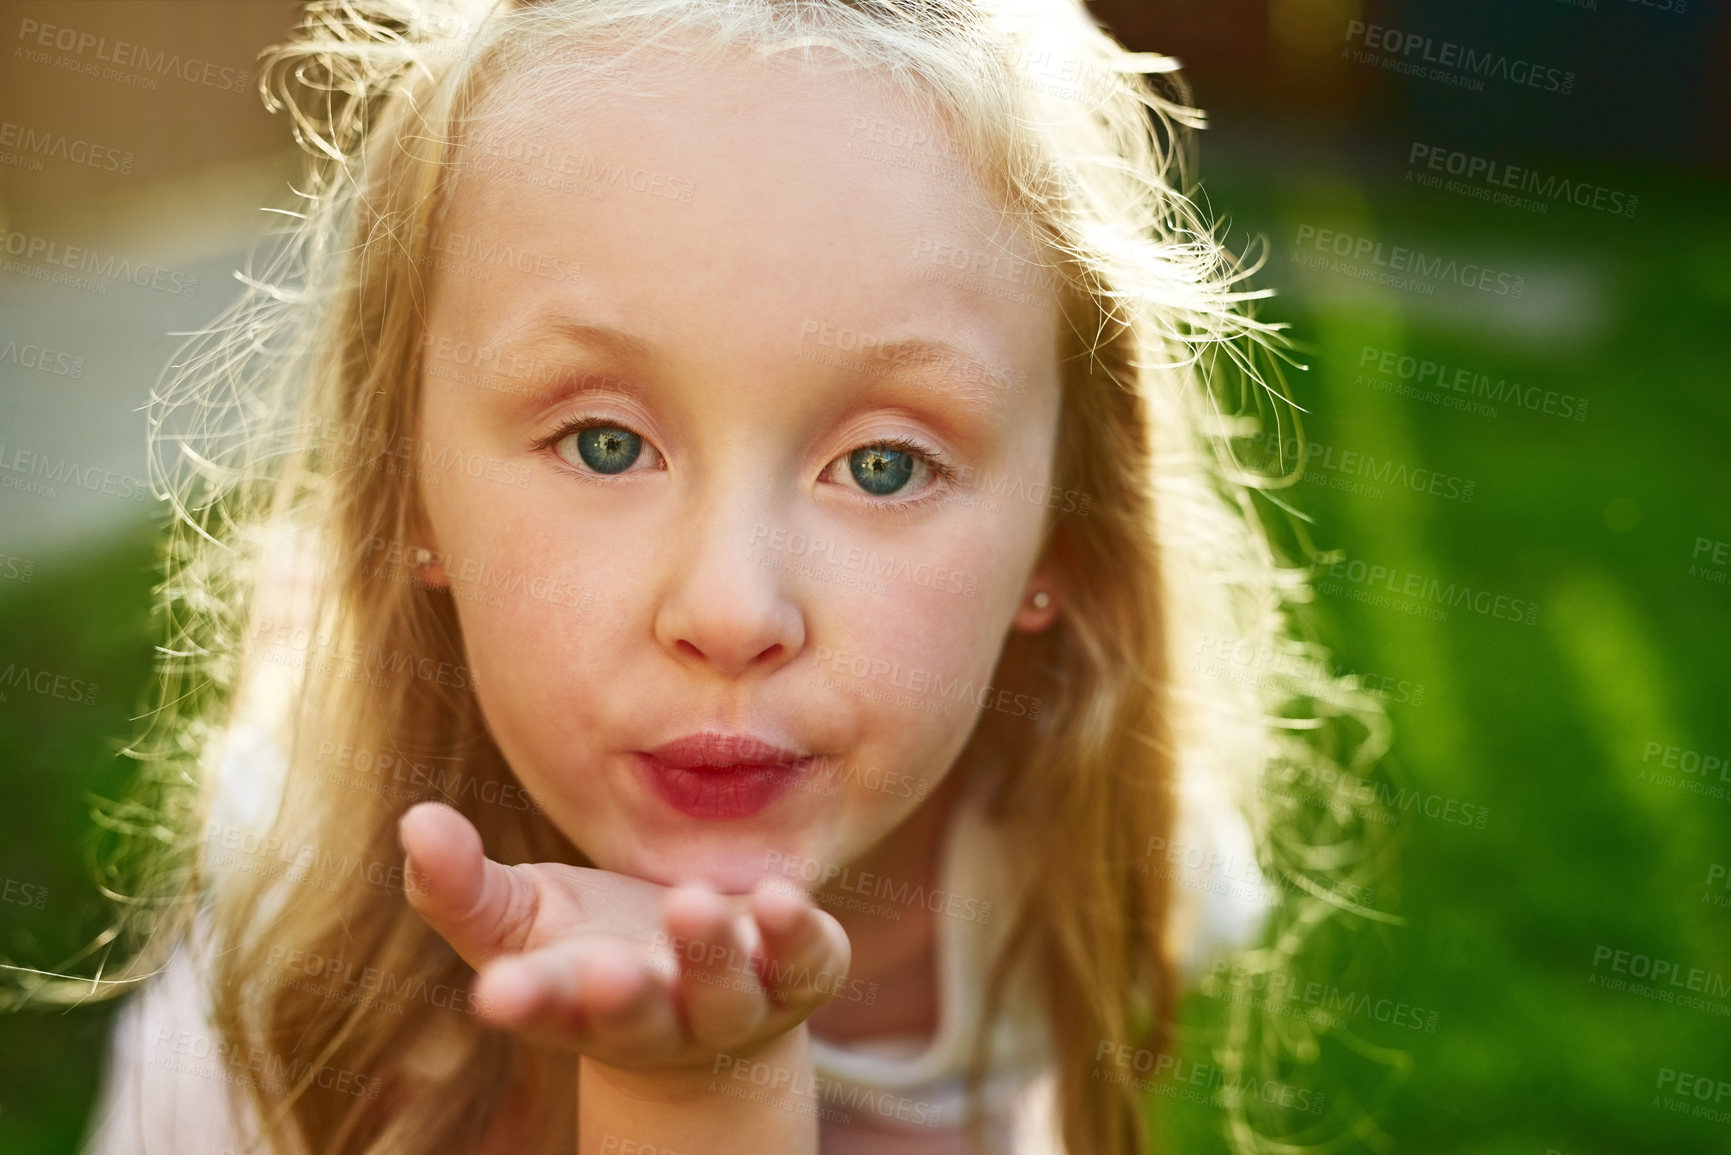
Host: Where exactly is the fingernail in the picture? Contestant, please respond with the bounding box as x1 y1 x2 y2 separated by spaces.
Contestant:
735 913 764 956
402 846 427 896
395 811 427 895
752 882 803 930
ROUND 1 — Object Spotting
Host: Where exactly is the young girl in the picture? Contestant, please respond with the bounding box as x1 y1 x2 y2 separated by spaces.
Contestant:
44 0 1381 1152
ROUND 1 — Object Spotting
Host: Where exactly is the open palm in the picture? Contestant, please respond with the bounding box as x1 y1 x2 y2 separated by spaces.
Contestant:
398 801 853 1072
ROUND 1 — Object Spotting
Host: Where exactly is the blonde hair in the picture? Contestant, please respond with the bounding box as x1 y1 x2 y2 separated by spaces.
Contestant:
13 0 1389 1152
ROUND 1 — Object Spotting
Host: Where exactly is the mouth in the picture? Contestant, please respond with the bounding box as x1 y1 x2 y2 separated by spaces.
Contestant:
635 731 813 820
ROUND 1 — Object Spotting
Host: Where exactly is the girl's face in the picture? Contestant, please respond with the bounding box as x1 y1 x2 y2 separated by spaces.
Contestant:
416 54 1064 891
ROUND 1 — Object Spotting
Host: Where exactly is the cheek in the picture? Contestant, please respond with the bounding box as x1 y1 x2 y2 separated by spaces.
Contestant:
824 585 981 670
812 578 1008 756
810 494 1049 740
425 476 626 750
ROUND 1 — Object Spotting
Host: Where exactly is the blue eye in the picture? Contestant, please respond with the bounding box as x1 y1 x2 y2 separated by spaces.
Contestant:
848 445 918 495
542 421 947 500
566 425 642 473
828 437 951 503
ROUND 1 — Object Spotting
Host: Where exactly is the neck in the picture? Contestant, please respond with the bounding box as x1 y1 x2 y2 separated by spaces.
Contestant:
805 766 971 1043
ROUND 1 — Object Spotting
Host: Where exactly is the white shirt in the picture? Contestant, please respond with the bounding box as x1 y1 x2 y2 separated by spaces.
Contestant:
808 765 1269 1154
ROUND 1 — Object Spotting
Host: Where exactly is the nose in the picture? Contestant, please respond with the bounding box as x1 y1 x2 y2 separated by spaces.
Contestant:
653 499 806 679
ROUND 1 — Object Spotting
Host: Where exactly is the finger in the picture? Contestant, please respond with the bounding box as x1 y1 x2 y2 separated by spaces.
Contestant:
662 884 768 1046
399 801 537 970
576 939 685 1058
474 936 684 1058
750 881 852 1010
472 945 583 1034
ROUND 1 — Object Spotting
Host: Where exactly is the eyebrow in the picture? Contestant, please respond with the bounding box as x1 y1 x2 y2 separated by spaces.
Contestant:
508 318 652 361
488 312 1020 417
835 337 1021 414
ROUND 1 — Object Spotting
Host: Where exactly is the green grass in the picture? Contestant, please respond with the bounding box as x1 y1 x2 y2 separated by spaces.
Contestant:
0 528 163 1153
1149 160 1731 1152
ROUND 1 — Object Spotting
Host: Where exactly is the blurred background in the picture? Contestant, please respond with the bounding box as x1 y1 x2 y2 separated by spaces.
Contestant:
1 0 1727 1151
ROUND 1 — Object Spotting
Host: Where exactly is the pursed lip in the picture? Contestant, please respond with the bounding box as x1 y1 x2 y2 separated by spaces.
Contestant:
643 731 811 771
635 731 814 820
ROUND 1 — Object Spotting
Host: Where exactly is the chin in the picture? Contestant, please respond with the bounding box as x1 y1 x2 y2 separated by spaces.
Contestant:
597 837 784 895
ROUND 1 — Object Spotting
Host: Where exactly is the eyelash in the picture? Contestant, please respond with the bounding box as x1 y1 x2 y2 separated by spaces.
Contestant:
531 417 958 508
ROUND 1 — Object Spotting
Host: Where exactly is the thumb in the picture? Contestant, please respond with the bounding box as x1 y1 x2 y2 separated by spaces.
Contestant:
399 801 536 970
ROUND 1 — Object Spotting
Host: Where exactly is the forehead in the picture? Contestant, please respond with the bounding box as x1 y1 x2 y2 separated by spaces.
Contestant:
431 48 1061 373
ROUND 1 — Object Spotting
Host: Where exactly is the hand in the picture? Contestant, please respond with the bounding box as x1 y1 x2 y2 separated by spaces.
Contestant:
396 801 852 1076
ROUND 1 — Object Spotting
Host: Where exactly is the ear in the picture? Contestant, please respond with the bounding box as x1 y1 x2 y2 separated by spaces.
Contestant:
415 548 451 591
1011 562 1060 632
403 499 451 591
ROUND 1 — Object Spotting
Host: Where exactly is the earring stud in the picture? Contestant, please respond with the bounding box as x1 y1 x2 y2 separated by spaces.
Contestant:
407 546 433 567
1031 591 1050 610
